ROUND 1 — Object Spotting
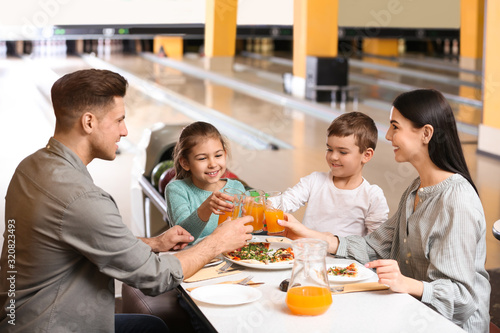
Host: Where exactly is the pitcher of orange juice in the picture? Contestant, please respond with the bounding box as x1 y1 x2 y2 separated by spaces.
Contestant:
286 239 332 316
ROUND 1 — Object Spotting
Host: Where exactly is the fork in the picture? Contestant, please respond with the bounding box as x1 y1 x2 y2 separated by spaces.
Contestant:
237 275 254 285
330 285 346 293
216 261 233 274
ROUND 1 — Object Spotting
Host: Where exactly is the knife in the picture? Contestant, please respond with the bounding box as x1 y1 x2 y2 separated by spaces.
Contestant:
330 282 389 294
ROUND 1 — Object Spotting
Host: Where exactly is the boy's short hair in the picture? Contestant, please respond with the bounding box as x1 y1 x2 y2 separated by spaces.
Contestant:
327 112 378 153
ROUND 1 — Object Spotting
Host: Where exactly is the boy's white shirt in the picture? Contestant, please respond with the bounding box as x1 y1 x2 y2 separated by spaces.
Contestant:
282 171 389 236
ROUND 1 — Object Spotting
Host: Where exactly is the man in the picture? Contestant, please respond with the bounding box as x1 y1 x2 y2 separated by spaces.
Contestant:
0 69 253 332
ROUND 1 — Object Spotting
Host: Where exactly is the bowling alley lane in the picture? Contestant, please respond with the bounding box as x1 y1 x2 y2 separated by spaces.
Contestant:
1 52 499 270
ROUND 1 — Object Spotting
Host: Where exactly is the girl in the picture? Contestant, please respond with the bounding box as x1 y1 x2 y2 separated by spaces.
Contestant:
279 89 490 332
165 121 246 242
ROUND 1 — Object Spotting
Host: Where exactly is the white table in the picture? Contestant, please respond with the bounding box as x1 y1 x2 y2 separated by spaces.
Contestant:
179 257 465 333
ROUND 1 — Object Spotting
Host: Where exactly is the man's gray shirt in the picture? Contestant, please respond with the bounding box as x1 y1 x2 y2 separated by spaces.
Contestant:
0 138 183 332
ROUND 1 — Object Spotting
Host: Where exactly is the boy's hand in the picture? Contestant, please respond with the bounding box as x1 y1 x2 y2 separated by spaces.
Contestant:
277 213 311 239
278 213 340 254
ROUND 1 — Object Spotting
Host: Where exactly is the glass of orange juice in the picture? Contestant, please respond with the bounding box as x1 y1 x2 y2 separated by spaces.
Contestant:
286 239 332 316
242 189 265 233
217 188 244 225
264 191 285 234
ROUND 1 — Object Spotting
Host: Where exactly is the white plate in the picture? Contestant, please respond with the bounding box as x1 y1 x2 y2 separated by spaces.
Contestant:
204 258 223 268
190 284 262 305
327 263 375 283
223 241 294 270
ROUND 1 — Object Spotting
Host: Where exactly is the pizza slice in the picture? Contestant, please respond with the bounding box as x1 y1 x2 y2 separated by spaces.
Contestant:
327 263 358 277
225 242 272 264
270 247 294 263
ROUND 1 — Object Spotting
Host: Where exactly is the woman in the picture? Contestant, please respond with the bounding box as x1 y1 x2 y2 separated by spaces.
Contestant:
280 89 490 332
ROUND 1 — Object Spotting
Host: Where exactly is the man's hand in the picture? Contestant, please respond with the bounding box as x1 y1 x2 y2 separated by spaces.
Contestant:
175 215 253 278
159 226 195 251
211 215 254 253
139 226 194 253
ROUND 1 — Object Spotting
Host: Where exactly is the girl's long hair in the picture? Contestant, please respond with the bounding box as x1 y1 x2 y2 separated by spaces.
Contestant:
392 89 477 193
173 122 228 180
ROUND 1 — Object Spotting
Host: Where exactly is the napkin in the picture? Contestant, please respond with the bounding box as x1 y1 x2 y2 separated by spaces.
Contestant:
184 262 241 283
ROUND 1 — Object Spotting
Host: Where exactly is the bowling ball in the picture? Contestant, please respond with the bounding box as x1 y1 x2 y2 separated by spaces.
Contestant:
222 169 238 179
151 160 174 187
221 169 250 188
158 167 176 195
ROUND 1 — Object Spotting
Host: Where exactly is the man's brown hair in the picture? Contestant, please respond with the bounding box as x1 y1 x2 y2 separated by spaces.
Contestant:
51 69 128 131
327 111 378 153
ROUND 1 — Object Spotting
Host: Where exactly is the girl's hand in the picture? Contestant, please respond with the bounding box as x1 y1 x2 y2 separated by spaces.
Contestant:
365 259 423 297
197 191 234 222
208 191 234 215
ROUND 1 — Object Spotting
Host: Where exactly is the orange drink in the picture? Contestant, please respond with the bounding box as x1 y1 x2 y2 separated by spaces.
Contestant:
218 188 243 225
264 191 284 234
286 286 332 316
218 207 240 225
243 199 264 232
242 189 265 233
249 203 264 232
264 209 284 233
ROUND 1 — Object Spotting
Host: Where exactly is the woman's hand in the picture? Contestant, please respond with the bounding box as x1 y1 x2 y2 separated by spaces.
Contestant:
366 259 423 297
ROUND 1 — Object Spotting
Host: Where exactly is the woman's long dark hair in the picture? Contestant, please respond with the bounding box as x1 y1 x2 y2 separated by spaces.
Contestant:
392 89 477 193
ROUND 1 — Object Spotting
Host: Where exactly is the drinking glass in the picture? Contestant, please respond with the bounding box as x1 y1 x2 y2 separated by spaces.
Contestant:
217 188 244 225
286 238 332 316
264 191 284 234
242 189 265 233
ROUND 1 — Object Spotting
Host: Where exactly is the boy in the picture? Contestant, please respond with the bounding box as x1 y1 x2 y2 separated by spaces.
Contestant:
282 111 389 236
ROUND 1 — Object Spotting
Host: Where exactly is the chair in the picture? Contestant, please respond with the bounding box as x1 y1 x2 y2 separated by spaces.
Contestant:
140 123 187 237
121 284 196 333
491 220 500 331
